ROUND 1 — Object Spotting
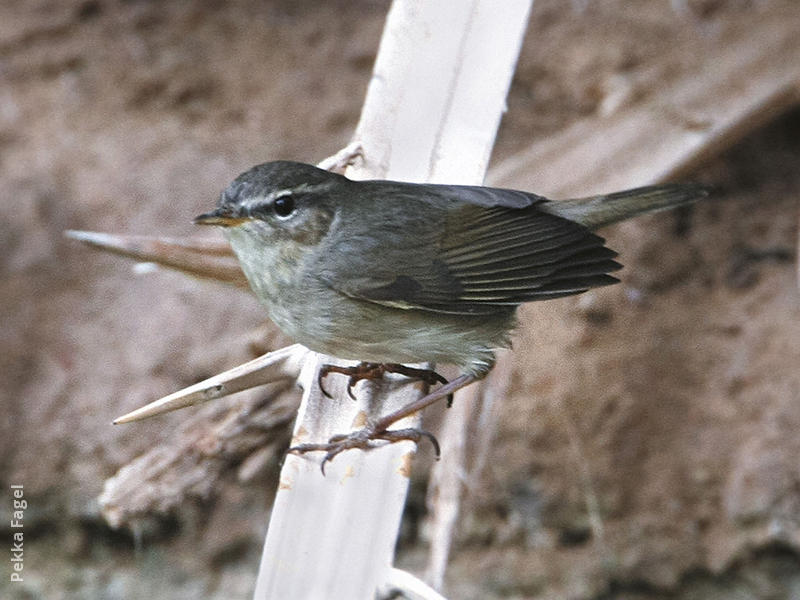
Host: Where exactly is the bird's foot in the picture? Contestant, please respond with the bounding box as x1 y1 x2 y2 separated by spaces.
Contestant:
288 426 440 475
291 372 477 474
318 362 453 406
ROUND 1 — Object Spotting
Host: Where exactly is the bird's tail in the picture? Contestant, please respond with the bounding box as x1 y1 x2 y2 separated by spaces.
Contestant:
543 183 709 230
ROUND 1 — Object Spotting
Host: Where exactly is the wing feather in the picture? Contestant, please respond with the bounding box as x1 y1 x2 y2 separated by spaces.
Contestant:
317 184 622 315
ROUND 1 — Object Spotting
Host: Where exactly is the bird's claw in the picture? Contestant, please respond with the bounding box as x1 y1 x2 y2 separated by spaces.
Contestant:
288 427 441 475
317 368 334 398
317 362 453 406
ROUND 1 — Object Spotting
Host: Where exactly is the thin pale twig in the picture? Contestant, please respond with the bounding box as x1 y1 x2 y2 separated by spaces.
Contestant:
113 344 309 423
65 230 248 288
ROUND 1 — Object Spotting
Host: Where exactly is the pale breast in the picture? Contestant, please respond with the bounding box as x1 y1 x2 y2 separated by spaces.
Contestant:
225 223 514 377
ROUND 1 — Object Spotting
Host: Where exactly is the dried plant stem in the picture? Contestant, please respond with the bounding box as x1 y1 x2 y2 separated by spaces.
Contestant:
489 13 800 196
254 0 534 597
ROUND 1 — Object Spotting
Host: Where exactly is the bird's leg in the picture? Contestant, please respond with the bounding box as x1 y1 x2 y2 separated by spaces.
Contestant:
317 362 452 404
289 373 477 474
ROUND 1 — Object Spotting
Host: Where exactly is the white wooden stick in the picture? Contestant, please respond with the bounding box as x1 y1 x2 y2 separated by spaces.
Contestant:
253 1 534 597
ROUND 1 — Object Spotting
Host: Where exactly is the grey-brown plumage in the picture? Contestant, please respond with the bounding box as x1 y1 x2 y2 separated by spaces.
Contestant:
196 161 708 378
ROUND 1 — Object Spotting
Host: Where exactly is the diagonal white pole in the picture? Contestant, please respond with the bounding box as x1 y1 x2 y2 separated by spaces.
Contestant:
253 1 533 598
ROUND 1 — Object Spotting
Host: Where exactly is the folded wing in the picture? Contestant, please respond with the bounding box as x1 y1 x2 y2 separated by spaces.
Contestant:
319 185 622 315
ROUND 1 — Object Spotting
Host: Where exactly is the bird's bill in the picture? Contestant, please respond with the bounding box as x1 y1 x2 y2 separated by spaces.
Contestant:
193 208 248 227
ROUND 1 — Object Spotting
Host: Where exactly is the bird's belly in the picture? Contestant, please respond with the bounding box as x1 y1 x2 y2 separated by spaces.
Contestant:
224 226 511 377
269 291 512 377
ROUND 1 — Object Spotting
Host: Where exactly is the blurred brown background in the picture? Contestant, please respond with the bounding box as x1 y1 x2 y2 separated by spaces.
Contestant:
2 0 799 598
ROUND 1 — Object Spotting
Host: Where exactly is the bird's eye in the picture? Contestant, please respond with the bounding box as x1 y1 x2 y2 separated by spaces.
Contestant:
273 195 295 218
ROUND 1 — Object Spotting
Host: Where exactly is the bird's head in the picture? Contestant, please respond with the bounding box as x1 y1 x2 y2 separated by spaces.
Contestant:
194 161 342 247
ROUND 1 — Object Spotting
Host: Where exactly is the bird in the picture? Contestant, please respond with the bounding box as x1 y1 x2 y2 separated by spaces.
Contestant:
195 160 708 466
